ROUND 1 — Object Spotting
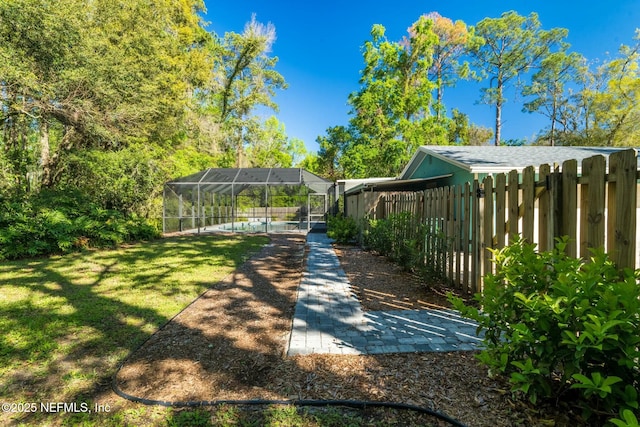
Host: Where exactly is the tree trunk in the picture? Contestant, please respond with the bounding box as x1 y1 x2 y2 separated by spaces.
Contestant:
436 72 443 120
494 80 503 146
550 101 556 147
235 128 245 168
41 126 75 188
494 101 502 146
40 121 51 187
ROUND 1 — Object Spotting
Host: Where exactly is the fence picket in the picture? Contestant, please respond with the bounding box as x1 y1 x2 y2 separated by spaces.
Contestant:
539 164 552 251
495 173 506 249
581 155 606 257
435 187 443 274
508 170 520 243
425 190 432 264
472 180 481 293
561 159 578 257
608 149 637 269
483 175 494 277
454 185 462 286
462 182 471 293
448 186 455 283
522 166 535 243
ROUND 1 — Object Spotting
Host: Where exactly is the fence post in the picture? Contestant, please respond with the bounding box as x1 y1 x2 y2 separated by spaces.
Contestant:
607 149 637 269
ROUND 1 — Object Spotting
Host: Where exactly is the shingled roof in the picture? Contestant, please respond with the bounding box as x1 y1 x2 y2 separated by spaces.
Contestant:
400 145 639 179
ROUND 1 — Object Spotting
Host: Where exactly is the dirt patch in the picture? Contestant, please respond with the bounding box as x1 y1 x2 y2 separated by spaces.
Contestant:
114 233 573 426
333 244 473 311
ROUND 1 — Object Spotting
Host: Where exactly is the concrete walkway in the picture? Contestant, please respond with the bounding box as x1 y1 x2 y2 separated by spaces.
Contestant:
287 233 483 356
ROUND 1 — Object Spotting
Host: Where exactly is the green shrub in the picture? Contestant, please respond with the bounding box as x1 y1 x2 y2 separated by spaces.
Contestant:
327 213 358 244
361 217 393 255
389 213 426 273
0 191 161 260
361 212 429 274
450 237 640 425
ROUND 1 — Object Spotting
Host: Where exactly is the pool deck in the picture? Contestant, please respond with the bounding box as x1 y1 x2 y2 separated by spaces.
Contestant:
287 233 483 356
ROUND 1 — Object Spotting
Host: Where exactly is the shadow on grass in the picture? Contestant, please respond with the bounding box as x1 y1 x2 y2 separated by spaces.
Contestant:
0 234 267 426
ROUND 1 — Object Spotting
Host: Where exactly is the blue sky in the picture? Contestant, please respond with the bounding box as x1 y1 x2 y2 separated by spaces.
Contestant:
203 1 640 153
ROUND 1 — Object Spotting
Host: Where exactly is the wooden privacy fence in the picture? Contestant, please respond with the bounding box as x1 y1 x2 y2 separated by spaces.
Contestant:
375 149 639 294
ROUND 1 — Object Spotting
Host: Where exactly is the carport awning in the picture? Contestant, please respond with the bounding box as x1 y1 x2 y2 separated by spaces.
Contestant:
344 174 453 195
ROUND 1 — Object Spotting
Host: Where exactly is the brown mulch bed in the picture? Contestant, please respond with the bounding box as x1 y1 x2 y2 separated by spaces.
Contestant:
114 233 573 426
332 244 470 311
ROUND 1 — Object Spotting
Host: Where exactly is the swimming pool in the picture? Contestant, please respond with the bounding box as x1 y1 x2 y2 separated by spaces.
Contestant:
207 221 304 233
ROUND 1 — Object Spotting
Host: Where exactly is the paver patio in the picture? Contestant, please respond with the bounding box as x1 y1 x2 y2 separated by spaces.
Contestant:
287 233 484 356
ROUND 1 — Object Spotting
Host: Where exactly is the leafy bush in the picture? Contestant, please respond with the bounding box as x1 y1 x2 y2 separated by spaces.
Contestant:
59 146 163 215
0 191 161 260
450 237 640 425
362 216 393 255
361 212 430 274
327 213 358 244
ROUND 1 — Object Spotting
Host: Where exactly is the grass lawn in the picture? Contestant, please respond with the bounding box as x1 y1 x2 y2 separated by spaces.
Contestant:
0 234 269 426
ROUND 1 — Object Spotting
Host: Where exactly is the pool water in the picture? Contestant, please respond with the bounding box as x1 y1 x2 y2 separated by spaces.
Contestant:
207 221 307 232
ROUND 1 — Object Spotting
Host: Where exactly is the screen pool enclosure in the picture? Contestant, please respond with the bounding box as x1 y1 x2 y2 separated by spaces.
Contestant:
163 168 335 234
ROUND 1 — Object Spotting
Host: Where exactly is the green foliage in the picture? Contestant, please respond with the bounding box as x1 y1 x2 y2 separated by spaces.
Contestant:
165 146 220 182
362 217 394 257
0 2 296 221
611 410 640 427
588 30 640 147
0 191 160 259
318 16 456 180
59 145 164 215
450 237 640 424
522 50 586 146
315 126 351 180
347 19 446 177
327 214 358 244
344 211 451 276
245 116 300 167
0 0 211 180
422 12 483 118
362 212 431 274
208 15 287 167
471 11 568 145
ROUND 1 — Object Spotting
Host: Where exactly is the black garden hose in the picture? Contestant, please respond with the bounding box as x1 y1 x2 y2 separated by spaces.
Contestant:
112 386 467 427
112 357 468 427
